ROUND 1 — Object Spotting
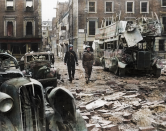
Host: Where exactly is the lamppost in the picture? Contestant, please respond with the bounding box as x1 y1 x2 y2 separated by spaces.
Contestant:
84 0 88 45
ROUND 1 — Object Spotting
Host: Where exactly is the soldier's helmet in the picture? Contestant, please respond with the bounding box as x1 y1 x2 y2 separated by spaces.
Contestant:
69 44 73 48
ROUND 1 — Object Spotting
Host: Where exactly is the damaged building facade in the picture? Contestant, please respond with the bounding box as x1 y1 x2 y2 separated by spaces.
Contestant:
55 0 166 59
0 0 42 60
53 1 69 59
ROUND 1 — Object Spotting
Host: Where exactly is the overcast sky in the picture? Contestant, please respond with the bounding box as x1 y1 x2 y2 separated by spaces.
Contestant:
42 0 68 21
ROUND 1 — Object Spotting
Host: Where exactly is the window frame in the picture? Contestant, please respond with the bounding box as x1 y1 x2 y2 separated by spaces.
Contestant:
4 17 16 37
140 1 149 13
87 18 98 36
25 0 34 11
23 17 35 37
161 0 166 7
126 1 135 13
5 0 15 11
105 1 114 13
88 1 97 13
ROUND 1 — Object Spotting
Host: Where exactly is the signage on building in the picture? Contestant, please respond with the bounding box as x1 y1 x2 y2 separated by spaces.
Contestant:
79 29 84 33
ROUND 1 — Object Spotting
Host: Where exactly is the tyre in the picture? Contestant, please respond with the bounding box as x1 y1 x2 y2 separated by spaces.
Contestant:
154 69 161 78
114 67 119 75
118 68 125 77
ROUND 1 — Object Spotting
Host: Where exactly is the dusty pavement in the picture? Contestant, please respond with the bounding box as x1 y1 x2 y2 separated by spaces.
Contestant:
54 57 166 131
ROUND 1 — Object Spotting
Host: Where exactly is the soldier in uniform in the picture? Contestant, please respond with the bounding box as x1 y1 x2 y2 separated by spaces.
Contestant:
82 45 94 84
64 44 78 81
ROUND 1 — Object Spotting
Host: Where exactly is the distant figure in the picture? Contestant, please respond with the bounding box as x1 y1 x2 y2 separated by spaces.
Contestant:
82 45 94 84
64 44 78 82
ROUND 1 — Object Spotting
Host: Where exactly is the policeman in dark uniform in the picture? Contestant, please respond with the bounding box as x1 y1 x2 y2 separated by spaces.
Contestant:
64 44 78 81
82 45 94 84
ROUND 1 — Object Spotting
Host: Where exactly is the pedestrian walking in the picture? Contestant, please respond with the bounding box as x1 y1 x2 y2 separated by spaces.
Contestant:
64 44 78 82
82 45 94 84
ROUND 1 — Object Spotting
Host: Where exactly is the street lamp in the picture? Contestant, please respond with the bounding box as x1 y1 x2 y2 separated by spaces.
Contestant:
84 5 88 45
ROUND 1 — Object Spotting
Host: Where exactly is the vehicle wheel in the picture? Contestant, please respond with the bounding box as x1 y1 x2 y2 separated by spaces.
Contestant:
154 69 161 78
114 67 119 75
52 79 57 87
119 68 125 77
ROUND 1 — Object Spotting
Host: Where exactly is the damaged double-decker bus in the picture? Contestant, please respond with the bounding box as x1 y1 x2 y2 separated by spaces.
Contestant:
93 14 163 77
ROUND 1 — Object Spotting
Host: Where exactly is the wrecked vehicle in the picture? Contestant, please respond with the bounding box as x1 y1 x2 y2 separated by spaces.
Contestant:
0 52 23 86
45 87 87 131
94 14 163 77
0 77 87 131
20 51 60 87
0 77 45 131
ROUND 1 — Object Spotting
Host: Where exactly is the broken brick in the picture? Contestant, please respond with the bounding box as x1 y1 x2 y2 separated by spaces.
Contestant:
160 116 166 121
91 127 101 131
87 124 95 131
123 113 132 119
81 112 91 119
104 102 114 109
139 126 155 131
82 116 89 123
133 103 142 110
79 106 86 111
123 119 131 124
76 96 81 100
102 124 119 131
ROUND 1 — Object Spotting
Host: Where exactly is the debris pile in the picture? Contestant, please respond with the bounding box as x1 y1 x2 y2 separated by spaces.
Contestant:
69 75 166 131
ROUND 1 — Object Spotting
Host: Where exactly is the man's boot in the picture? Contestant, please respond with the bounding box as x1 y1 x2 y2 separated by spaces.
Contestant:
86 78 89 84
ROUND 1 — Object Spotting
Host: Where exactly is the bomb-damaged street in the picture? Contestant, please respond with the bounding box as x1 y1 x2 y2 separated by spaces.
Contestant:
53 57 166 131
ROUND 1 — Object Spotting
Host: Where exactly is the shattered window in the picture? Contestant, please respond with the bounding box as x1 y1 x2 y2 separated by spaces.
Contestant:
26 22 32 35
6 0 14 11
162 0 166 6
26 0 33 11
27 55 49 62
141 2 148 13
89 21 95 35
7 22 13 36
126 2 134 13
106 2 113 12
106 20 112 26
89 2 95 12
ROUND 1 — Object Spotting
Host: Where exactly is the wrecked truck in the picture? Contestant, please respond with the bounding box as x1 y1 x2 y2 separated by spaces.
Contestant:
95 16 163 77
0 77 87 131
20 51 60 87
0 52 23 86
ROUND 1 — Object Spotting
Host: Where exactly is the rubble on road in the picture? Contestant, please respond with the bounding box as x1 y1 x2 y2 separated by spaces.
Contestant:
56 59 166 131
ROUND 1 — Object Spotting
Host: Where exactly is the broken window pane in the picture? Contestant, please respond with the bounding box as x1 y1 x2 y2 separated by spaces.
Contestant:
26 0 33 11
141 2 147 12
89 2 95 12
127 2 133 12
7 22 13 36
7 0 14 11
26 22 33 35
106 2 112 12
89 21 95 35
106 20 112 26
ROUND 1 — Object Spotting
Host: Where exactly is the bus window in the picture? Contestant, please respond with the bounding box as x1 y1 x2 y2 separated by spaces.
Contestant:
99 44 104 49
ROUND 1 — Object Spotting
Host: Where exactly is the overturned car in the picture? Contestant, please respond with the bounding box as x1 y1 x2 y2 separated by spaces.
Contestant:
20 51 60 87
0 52 23 86
0 77 87 131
